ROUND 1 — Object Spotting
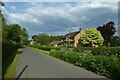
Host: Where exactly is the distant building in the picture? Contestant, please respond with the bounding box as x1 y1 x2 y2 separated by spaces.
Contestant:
51 41 61 47
61 28 83 47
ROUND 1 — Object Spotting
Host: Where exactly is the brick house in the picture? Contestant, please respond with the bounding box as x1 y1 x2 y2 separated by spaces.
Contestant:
61 28 83 47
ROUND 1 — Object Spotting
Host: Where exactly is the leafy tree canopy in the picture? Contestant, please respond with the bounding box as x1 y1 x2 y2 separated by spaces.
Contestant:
49 35 64 41
32 35 37 41
2 23 29 44
79 28 104 47
32 34 64 45
97 21 116 45
6 24 21 43
21 28 29 45
0 1 4 6
35 33 51 45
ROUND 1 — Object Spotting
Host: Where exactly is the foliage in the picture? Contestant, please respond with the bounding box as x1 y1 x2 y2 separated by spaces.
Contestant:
1 2 28 78
2 38 21 78
110 36 120 47
73 47 120 56
49 50 62 58
33 33 51 45
49 35 64 41
38 46 52 51
32 35 37 41
6 24 22 43
32 34 64 45
21 28 29 45
28 44 52 51
2 24 29 44
0 1 4 6
70 41 74 44
4 52 20 78
79 28 104 47
29 43 120 79
49 47 120 80
97 21 116 45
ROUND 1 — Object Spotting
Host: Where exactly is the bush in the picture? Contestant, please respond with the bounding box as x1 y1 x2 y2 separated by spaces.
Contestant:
2 38 20 78
89 47 120 56
73 47 120 56
49 50 61 57
38 46 51 51
28 44 52 51
49 47 120 80
29 44 120 79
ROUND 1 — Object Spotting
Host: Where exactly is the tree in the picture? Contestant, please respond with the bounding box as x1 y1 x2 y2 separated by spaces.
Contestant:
32 35 37 41
110 36 120 47
21 28 29 45
79 28 104 47
7 24 22 43
49 35 64 42
97 21 116 45
0 1 4 6
34 33 50 45
0 1 5 39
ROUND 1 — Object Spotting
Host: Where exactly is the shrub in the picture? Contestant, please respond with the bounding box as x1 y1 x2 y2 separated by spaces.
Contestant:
38 46 51 51
28 44 52 51
73 47 120 56
88 47 120 56
49 47 120 80
49 50 61 57
2 38 20 78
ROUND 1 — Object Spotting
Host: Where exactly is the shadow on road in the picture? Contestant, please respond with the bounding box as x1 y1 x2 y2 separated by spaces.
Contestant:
16 65 28 80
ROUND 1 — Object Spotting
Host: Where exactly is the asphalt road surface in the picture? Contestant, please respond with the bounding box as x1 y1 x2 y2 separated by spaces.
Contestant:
16 47 106 78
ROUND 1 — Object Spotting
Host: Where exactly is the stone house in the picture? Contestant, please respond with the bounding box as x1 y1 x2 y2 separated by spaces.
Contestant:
61 28 83 47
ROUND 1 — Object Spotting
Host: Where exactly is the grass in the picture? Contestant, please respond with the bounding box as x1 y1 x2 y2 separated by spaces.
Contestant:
30 47 51 55
4 49 22 79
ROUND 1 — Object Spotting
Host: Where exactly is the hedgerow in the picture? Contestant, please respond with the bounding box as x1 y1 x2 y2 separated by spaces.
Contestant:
2 38 21 78
29 44 120 79
49 47 120 80
73 47 120 56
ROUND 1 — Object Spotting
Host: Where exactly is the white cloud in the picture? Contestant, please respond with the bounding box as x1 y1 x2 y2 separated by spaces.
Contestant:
10 6 16 10
7 13 41 24
1 0 120 2
4 2 118 37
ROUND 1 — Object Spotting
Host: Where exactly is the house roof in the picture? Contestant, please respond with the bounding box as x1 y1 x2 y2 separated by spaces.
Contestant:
65 31 80 38
51 41 61 44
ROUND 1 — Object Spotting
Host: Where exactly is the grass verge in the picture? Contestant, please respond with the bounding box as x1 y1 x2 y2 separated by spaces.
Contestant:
30 47 50 55
4 49 22 78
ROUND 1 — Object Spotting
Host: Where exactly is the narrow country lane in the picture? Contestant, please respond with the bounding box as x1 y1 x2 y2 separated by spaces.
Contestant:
16 47 106 78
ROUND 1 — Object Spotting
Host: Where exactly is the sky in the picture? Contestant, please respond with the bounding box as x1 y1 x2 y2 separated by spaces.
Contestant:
1 1 119 39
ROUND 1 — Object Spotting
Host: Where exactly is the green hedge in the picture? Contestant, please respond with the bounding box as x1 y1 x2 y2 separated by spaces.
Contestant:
73 47 120 56
28 44 120 79
38 46 51 51
28 44 52 51
2 38 21 78
49 48 120 80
